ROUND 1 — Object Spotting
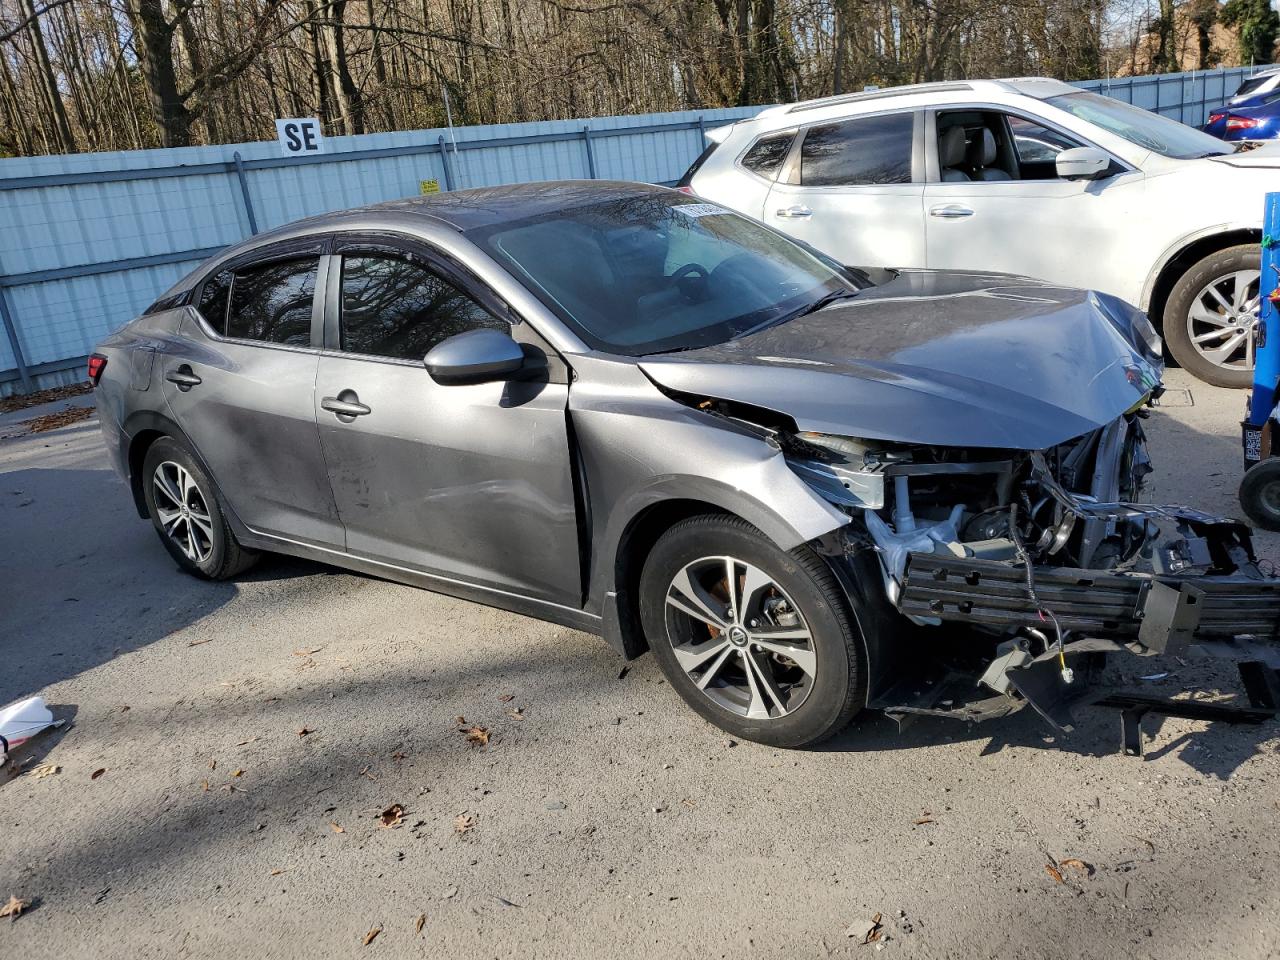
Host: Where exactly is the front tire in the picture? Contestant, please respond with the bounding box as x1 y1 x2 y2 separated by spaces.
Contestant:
142 437 258 580
639 514 865 747
1240 459 1280 532
1163 244 1261 388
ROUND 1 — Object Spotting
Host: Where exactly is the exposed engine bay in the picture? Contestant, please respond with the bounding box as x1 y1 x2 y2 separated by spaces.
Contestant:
690 390 1280 744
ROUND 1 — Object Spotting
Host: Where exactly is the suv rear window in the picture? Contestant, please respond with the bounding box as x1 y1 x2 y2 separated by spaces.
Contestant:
740 131 795 179
799 113 914 186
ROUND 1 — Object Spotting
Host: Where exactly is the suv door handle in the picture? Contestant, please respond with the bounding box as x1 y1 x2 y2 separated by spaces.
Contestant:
321 392 371 419
774 205 812 219
929 204 974 219
165 366 202 390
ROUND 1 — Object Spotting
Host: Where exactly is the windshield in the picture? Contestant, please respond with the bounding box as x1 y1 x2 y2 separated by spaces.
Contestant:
470 193 857 355
1047 91 1232 159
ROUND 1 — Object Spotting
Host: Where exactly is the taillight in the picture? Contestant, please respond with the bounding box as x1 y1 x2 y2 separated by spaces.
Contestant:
1208 111 1226 125
87 353 107 385
674 185 696 196
1226 115 1261 133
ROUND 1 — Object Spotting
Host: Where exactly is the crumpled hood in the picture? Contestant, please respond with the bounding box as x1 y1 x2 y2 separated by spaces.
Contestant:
639 270 1160 450
1209 140 1280 168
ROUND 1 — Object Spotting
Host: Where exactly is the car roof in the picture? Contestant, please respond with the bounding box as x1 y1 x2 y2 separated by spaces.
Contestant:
723 77 1079 135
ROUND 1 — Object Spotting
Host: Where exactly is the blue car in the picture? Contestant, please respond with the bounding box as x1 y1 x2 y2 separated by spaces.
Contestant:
1205 70 1280 142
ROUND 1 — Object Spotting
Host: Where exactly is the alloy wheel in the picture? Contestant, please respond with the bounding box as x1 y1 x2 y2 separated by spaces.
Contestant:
152 461 215 564
1186 268 1261 373
663 556 816 720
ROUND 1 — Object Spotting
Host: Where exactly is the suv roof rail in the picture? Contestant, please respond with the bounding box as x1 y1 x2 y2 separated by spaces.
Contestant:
784 81 978 114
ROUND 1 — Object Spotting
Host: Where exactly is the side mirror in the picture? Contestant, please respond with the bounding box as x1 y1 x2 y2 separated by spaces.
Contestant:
1055 147 1111 181
424 328 525 385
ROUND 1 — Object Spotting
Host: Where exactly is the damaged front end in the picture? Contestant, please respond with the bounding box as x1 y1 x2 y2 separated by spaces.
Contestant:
784 405 1280 748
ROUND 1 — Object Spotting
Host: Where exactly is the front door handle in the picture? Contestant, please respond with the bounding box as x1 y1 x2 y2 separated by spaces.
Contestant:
165 366 202 390
929 204 974 219
774 204 812 219
321 391 371 420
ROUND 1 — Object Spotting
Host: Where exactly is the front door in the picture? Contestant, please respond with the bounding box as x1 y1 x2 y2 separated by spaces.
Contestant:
922 109 1145 301
162 243 344 547
764 110 926 270
313 240 582 607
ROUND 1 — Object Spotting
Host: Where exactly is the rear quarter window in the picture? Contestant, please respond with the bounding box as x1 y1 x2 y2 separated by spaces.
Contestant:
739 131 796 179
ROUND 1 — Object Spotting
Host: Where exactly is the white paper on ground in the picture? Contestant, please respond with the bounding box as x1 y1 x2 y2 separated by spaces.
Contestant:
0 695 56 762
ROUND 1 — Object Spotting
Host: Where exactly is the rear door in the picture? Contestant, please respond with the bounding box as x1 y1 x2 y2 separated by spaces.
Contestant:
763 110 926 269
162 239 344 546
312 237 582 606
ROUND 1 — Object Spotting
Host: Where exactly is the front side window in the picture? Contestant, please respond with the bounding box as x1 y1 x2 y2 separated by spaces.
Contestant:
226 258 318 345
471 193 860 356
740 131 795 179
799 113 914 186
338 254 507 361
1008 116 1082 165
1047 91 1231 158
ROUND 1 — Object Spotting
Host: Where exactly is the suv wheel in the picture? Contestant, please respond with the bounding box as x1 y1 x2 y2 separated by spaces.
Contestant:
1164 244 1261 388
142 437 259 580
639 514 864 747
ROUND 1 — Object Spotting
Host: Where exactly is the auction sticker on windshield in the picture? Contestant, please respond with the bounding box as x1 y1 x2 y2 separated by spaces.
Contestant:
673 203 728 218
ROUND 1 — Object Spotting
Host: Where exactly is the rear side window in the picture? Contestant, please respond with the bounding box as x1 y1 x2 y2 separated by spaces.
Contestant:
740 131 796 179
800 113 914 186
1235 77 1268 96
338 254 508 361
226 258 318 346
197 272 232 330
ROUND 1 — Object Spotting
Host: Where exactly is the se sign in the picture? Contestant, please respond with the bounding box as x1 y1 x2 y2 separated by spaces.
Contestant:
275 118 325 156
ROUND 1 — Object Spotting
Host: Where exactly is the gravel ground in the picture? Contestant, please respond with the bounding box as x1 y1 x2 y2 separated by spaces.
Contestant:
1 369 1277 960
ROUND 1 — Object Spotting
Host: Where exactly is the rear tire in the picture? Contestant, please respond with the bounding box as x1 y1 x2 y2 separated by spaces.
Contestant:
639 514 864 747
1163 244 1261 388
142 437 258 580
1240 459 1280 532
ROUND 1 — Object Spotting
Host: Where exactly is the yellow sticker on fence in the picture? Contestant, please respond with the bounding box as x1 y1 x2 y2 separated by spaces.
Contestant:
419 179 440 195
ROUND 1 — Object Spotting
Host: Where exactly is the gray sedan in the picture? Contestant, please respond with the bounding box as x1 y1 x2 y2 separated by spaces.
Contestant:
91 182 1280 747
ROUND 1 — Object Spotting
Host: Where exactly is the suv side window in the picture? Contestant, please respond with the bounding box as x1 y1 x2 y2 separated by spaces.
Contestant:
799 113 914 186
1007 116 1084 171
197 271 232 331
740 131 796 179
338 254 508 361
225 257 318 345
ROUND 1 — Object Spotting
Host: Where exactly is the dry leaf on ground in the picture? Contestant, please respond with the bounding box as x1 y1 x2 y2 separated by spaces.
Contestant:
23 405 94 433
1045 863 1065 884
379 804 405 828
362 926 381 946
270 868 288 876
90 768 106 780
293 648 322 656
1059 858 1094 876
32 763 59 779
230 768 244 777
506 708 524 721
414 913 426 934
187 638 214 647
200 779 210 792
296 727 312 737
497 694 515 703
454 813 475 834
330 822 345 834
459 726 490 747
0 895 30 921
851 912 884 944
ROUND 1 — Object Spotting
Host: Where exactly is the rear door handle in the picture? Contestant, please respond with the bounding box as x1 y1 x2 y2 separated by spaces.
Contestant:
929 204 974 219
165 366 202 390
774 205 812 219
321 393 371 419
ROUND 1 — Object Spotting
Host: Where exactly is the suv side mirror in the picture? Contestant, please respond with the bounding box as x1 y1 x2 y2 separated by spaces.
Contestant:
424 328 525 385
1055 147 1111 181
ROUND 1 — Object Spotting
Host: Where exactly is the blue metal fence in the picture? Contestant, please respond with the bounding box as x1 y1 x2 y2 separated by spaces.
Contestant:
0 65 1268 395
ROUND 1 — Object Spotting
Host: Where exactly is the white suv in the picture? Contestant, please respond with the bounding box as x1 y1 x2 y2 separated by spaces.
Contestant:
682 77 1280 386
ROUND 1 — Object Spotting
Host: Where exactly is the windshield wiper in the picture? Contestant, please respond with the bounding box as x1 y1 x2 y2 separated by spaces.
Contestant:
734 288 860 340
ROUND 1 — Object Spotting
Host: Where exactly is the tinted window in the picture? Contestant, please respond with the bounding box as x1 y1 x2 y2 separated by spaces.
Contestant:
197 272 231 330
339 254 507 360
1235 77 1268 96
741 132 795 179
226 258 317 345
473 194 860 356
800 113 914 186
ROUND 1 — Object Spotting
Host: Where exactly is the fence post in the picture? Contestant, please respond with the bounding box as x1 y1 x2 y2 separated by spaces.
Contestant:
232 152 259 235
581 126 598 179
0 286 33 393
438 135 456 191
